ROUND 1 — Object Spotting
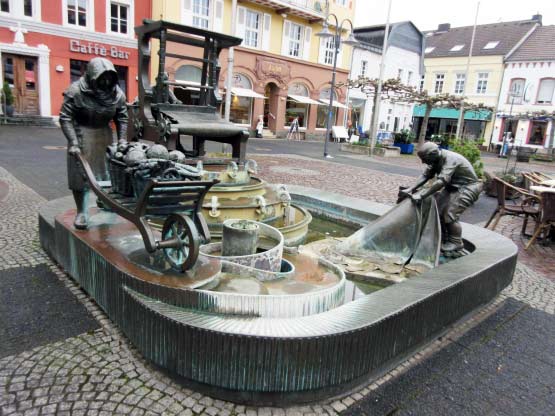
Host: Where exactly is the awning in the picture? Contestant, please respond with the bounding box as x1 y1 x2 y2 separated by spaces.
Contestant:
173 80 200 91
287 94 321 105
231 87 265 99
412 104 492 121
319 99 349 109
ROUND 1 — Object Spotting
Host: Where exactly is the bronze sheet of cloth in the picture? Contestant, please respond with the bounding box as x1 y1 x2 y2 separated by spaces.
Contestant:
67 126 113 190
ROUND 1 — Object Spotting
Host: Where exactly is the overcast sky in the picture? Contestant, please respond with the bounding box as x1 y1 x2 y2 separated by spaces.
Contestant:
354 0 555 31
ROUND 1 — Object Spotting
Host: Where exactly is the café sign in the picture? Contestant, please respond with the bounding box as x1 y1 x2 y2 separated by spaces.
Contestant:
69 40 130 60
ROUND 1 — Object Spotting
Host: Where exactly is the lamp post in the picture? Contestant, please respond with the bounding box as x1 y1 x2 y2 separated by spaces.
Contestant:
316 5 358 159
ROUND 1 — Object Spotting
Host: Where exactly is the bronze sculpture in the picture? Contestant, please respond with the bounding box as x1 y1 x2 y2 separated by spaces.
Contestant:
400 142 483 253
60 57 128 230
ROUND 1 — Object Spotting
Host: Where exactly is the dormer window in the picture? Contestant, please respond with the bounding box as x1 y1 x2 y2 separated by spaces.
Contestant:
483 41 499 50
425 47 435 54
450 44 464 52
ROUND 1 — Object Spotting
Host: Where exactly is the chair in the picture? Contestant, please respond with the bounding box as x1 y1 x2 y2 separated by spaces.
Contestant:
485 177 541 234
522 171 554 190
525 188 555 250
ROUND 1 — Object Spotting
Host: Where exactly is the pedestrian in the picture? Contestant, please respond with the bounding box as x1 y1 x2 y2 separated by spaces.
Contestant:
256 115 264 138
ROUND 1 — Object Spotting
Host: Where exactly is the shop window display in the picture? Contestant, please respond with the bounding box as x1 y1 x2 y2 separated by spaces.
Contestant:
229 74 253 125
285 83 310 128
528 121 547 146
316 88 337 128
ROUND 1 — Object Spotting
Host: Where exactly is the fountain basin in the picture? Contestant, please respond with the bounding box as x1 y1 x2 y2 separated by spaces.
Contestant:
39 187 517 405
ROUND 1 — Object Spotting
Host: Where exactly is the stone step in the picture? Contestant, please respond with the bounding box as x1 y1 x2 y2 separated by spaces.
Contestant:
1 115 56 127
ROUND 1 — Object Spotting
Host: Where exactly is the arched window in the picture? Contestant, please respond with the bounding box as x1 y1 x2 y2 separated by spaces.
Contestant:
229 73 254 125
285 83 310 128
316 88 338 128
507 78 525 104
174 65 202 105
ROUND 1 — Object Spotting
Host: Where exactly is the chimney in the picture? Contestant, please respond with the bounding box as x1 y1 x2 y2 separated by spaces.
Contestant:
531 14 542 24
437 23 451 32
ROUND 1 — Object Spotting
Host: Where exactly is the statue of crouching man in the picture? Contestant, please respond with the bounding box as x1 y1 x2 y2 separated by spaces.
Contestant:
399 142 483 254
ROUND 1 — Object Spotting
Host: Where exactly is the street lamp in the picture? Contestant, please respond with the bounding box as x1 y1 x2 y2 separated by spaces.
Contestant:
316 8 358 159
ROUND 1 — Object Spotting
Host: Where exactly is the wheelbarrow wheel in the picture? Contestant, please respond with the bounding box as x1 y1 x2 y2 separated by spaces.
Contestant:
161 213 200 271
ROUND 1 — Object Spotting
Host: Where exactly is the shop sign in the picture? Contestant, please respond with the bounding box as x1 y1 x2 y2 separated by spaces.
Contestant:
69 40 130 60
255 57 291 85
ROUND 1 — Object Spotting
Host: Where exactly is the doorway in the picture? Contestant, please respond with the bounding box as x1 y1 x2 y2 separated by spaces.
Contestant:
263 82 279 132
2 54 39 115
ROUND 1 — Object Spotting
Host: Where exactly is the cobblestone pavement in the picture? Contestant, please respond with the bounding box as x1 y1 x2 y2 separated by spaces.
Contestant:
1 156 555 416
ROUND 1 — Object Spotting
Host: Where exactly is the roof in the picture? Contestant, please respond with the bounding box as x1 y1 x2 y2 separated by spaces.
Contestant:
507 25 555 61
354 21 424 55
423 19 538 58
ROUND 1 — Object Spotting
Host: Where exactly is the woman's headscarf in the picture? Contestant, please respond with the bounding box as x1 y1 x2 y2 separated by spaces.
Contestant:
78 57 121 107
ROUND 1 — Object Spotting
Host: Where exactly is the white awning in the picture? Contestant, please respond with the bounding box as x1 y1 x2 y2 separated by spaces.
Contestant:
318 99 349 109
173 80 200 91
231 87 265 99
287 94 321 105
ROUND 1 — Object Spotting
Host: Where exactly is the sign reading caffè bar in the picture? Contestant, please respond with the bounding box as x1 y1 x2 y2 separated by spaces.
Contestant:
69 40 130 60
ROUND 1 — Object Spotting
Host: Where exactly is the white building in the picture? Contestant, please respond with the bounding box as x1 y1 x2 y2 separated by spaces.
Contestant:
347 22 424 137
492 25 555 151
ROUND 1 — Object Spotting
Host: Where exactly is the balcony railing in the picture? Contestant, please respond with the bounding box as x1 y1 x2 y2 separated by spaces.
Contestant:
245 0 326 20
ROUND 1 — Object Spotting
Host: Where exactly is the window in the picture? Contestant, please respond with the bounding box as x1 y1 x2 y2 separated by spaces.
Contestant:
0 0 8 12
285 83 310 128
24 0 32 16
174 65 203 105
434 73 445 93
507 78 525 104
192 0 210 29
288 22 303 57
244 10 260 47
483 41 499 50
110 2 128 34
397 68 403 81
360 60 368 77
71 59 127 95
528 121 547 145
450 44 464 52
316 88 337 128
454 73 465 94
336 0 348 5
67 0 88 27
322 36 337 65
229 74 254 125
407 71 413 86
425 46 435 54
476 72 488 94
537 79 555 104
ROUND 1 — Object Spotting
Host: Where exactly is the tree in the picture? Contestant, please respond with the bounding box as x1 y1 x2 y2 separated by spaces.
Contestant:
340 77 493 146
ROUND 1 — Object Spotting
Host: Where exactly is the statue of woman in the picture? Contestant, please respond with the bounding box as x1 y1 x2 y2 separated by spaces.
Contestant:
59 57 128 230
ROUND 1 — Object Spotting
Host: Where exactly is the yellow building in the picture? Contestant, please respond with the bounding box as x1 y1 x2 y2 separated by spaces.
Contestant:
415 17 541 145
151 0 356 138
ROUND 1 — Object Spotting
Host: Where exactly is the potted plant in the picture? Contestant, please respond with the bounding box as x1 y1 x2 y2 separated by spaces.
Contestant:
2 81 14 117
393 129 415 154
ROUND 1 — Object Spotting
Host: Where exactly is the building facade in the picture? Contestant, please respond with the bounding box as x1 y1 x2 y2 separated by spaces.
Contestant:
492 25 555 151
348 22 423 137
151 0 356 139
414 17 541 144
0 0 150 118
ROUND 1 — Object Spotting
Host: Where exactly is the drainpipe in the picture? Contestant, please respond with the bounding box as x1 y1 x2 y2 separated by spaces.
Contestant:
224 0 238 123
343 45 356 127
